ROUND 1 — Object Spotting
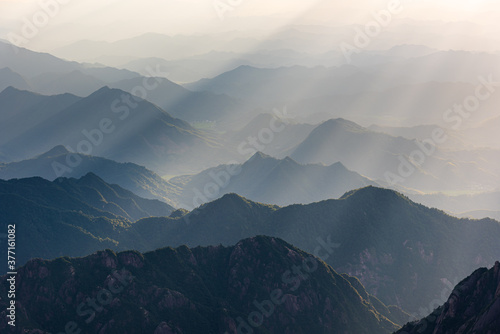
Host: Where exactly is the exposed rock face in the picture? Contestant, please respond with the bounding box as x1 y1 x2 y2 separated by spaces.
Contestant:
396 261 500 334
0 237 404 334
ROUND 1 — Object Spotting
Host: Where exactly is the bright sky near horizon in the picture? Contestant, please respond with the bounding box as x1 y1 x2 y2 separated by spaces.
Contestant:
0 0 498 50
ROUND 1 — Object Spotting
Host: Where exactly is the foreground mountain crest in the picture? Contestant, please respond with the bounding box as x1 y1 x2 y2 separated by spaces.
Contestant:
0 236 404 333
397 261 500 334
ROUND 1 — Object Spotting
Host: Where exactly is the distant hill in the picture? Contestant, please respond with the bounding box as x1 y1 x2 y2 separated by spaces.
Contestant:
460 210 500 222
396 261 500 334
289 118 500 192
171 152 376 208
111 76 247 125
0 40 138 82
0 86 226 175
0 145 181 206
368 124 469 150
0 87 81 148
0 236 404 333
292 81 500 127
29 69 107 96
0 67 30 92
126 188 500 314
185 54 500 127
228 113 316 157
185 64 366 106
410 191 500 217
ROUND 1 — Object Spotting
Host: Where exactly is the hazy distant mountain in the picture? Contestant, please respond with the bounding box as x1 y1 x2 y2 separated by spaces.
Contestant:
171 152 376 208
0 40 138 82
0 86 226 175
0 67 30 92
53 32 261 62
0 146 180 206
289 118 500 192
397 261 500 334
291 81 500 127
118 54 254 83
0 236 404 333
371 44 437 58
185 64 368 106
228 113 316 157
111 76 247 125
1 41 250 125
0 87 81 148
460 210 500 222
129 188 500 313
462 115 500 149
344 45 438 67
411 191 500 216
186 52 500 126
117 49 337 83
368 124 469 149
372 50 500 84
29 69 107 96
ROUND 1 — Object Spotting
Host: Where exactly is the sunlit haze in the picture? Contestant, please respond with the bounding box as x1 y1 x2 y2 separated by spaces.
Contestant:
0 1 500 333
1 0 499 51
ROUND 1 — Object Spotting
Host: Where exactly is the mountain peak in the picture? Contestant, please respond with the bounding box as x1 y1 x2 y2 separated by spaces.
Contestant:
196 192 271 213
219 192 251 203
93 85 111 93
340 186 407 202
37 145 70 159
78 172 107 184
248 151 273 161
328 161 349 170
0 67 17 74
0 86 26 95
321 118 365 131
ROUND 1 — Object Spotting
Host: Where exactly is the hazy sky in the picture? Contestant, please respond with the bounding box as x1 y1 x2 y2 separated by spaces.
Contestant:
0 0 499 50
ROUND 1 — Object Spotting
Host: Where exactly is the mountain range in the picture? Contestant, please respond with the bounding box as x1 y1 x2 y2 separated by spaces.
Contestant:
130 188 500 314
2 176 499 315
288 118 500 193
0 86 227 175
0 145 181 206
170 151 376 208
0 40 138 84
0 236 407 334
0 173 173 269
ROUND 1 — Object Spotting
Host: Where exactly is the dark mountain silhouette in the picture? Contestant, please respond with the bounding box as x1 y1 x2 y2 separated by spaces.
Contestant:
2 176 499 315
396 261 500 334
0 173 174 222
0 146 181 206
0 173 174 270
129 188 500 314
0 236 405 333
